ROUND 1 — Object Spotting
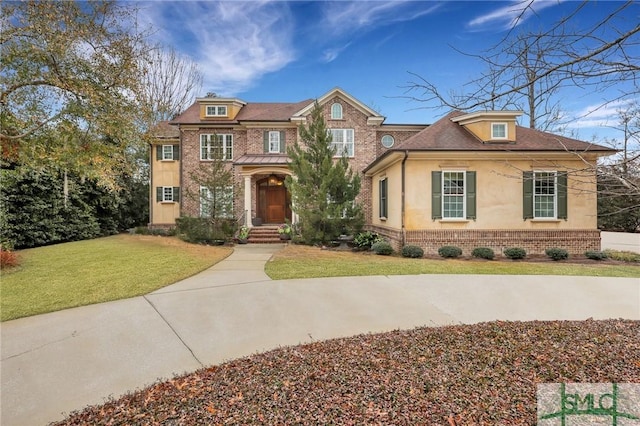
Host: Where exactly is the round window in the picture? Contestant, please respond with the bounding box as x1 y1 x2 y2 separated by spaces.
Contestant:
381 135 395 148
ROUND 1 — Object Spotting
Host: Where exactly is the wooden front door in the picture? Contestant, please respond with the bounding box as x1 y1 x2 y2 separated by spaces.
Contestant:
257 176 291 224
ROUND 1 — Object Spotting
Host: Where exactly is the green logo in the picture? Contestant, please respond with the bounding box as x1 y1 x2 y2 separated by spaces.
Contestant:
538 383 640 425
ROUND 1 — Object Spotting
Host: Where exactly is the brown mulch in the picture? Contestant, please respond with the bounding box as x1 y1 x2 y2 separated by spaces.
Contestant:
53 320 640 425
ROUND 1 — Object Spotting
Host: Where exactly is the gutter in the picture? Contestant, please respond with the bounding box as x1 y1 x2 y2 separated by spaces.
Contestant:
401 150 409 247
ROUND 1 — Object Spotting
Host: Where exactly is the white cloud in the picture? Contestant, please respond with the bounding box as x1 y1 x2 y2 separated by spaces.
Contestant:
317 1 441 61
138 1 295 96
566 99 637 129
467 0 560 31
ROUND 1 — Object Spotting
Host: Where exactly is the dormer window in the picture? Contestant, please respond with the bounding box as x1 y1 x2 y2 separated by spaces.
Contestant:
206 105 227 117
491 122 507 139
331 103 343 119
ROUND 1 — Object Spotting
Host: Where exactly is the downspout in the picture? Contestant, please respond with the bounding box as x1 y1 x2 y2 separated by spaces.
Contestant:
401 150 409 247
148 142 153 227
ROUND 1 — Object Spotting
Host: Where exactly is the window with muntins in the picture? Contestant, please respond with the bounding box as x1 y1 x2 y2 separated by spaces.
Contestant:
329 128 354 157
379 178 388 219
491 123 507 139
534 172 556 218
156 186 180 203
162 145 174 160
200 134 233 160
442 171 465 218
205 105 227 117
331 103 343 119
200 185 234 218
269 131 280 153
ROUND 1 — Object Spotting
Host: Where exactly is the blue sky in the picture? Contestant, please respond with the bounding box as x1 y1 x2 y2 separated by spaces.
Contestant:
138 1 639 144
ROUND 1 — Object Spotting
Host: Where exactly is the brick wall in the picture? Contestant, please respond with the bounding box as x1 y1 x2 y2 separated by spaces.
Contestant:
366 227 601 255
404 229 601 255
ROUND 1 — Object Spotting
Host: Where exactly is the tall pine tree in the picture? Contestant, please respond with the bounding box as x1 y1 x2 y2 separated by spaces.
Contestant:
286 103 364 244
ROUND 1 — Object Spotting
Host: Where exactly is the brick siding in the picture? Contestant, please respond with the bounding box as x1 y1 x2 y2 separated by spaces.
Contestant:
367 227 601 255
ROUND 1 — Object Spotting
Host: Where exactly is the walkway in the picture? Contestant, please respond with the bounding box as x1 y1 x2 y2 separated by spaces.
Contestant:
1 244 638 426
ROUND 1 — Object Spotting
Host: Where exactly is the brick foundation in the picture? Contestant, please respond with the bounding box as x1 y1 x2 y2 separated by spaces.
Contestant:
368 227 601 255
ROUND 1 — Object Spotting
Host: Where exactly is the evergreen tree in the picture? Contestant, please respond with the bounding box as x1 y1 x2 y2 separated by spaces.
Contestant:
286 103 364 244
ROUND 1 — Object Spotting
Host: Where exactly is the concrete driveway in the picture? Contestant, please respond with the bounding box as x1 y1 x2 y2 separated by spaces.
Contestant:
1 244 638 426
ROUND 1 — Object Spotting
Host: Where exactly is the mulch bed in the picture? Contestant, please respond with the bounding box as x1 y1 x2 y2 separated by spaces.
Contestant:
54 319 639 425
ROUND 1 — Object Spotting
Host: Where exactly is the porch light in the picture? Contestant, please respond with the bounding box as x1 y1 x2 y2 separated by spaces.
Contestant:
268 174 282 186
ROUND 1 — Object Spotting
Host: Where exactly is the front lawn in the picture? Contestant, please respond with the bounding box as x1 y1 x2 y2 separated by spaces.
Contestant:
265 245 640 279
1 234 231 321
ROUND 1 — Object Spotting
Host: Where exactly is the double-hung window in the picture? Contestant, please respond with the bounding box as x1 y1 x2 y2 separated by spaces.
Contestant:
269 131 280 153
432 171 476 220
200 185 233 218
201 134 233 160
329 129 354 157
162 145 174 160
523 171 567 220
379 178 388 219
442 171 466 219
157 145 179 161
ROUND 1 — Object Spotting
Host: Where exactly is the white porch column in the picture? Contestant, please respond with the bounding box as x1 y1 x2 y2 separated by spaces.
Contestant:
243 174 252 227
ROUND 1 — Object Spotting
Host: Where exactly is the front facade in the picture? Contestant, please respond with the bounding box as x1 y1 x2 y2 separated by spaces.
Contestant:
150 88 614 254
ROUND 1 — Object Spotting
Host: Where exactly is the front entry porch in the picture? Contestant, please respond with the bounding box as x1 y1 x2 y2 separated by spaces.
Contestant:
256 175 291 224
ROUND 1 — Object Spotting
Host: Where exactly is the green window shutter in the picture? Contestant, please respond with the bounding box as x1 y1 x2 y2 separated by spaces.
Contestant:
466 171 476 220
156 145 162 161
523 171 533 219
263 131 269 153
156 187 163 202
173 187 180 203
173 145 180 161
280 131 286 153
557 172 568 219
432 171 442 220
379 178 387 218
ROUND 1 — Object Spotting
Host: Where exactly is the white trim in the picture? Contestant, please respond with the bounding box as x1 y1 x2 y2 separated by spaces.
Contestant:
205 105 228 117
268 131 281 153
329 128 355 157
200 134 233 160
292 87 385 123
381 135 395 148
161 144 174 160
442 170 466 219
331 103 343 119
491 122 508 140
533 170 557 219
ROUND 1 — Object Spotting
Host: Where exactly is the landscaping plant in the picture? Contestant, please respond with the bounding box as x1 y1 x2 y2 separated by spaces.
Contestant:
504 247 527 260
471 247 495 260
402 245 424 258
585 250 608 260
371 241 393 255
438 245 462 258
545 248 569 261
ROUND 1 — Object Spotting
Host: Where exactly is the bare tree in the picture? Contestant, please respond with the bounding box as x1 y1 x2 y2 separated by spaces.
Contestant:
405 1 640 132
138 46 204 126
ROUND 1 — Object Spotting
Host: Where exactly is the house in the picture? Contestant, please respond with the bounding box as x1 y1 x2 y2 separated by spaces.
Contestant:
149 88 615 254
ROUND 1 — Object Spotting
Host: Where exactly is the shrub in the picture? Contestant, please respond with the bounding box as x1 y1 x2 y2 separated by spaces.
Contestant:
438 245 462 258
471 247 495 260
371 241 393 255
545 248 569 261
402 245 424 258
504 247 527 260
604 249 640 263
585 250 608 261
175 217 232 244
353 231 383 250
0 249 19 269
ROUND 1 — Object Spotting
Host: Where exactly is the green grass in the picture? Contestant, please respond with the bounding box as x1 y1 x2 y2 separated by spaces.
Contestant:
1 235 231 321
265 246 640 280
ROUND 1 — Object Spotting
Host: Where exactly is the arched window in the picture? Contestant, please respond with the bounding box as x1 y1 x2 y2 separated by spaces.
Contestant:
331 103 343 119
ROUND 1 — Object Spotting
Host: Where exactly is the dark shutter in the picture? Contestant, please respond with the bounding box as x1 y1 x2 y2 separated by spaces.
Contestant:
557 172 567 219
432 171 442 220
379 178 387 218
280 131 286 153
156 187 163 202
466 171 476 220
156 145 162 161
263 131 269 153
173 145 180 161
523 171 533 219
173 187 180 203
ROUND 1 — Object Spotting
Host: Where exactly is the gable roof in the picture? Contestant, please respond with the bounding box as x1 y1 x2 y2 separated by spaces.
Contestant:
292 87 385 124
394 110 615 152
